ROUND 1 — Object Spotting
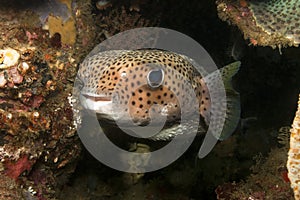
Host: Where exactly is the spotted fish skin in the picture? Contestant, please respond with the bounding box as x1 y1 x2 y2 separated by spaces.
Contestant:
78 49 240 140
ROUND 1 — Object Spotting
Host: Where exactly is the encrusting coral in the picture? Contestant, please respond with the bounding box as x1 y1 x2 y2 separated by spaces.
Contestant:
287 94 300 200
216 0 300 48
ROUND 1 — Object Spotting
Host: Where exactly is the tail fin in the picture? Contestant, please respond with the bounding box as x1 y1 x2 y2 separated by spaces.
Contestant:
203 61 241 140
219 61 241 140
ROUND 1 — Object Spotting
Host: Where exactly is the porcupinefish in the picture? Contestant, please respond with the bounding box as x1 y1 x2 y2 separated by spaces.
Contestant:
77 49 240 140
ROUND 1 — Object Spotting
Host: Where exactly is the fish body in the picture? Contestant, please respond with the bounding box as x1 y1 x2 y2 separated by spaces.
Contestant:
78 49 240 140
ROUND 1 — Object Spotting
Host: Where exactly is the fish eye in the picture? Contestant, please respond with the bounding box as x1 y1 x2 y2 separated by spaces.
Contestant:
147 68 164 89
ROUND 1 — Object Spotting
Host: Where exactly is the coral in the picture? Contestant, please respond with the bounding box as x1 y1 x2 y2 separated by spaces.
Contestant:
0 48 20 69
215 126 294 200
59 0 73 11
94 5 160 41
287 94 300 200
0 65 25 88
0 173 23 199
215 182 238 200
249 0 300 45
95 0 112 10
44 15 76 46
73 0 98 58
129 0 150 12
0 0 99 198
216 0 300 48
4 155 35 180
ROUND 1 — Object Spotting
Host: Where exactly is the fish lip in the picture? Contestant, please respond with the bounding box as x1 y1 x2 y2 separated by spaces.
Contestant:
82 94 112 102
79 94 115 117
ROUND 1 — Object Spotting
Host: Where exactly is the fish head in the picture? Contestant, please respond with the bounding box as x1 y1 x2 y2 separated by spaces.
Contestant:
78 50 198 126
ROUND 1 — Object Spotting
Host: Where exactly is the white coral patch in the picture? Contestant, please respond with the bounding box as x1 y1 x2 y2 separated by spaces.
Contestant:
0 72 7 87
0 48 20 69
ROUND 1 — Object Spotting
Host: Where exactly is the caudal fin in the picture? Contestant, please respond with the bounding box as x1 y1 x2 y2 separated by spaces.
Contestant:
203 61 241 140
219 61 241 140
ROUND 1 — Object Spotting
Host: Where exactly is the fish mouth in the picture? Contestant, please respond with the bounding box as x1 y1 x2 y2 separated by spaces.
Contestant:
79 93 114 116
82 94 112 102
